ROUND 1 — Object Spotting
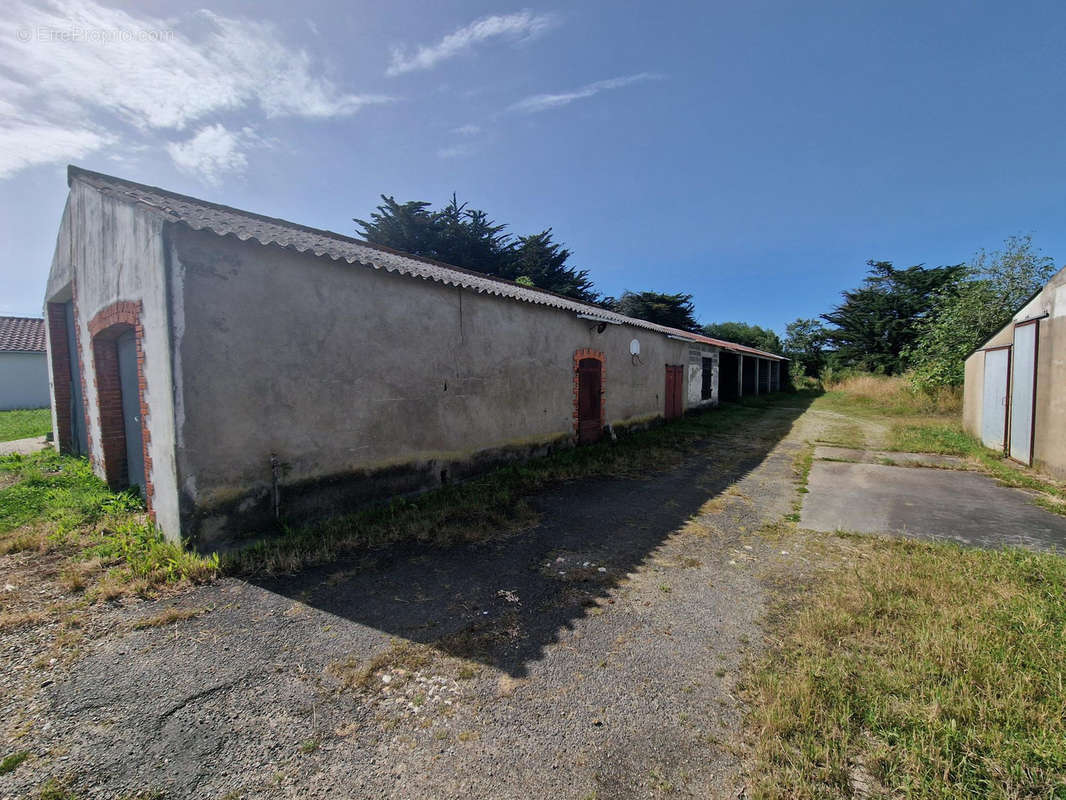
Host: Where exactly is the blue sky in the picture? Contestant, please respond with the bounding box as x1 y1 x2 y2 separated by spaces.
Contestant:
2 0 1065 334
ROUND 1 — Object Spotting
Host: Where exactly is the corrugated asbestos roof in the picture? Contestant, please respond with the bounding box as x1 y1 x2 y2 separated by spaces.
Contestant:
0 316 46 352
67 166 785 361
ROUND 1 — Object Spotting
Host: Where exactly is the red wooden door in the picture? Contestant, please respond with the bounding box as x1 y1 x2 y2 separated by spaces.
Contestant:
665 365 683 420
577 358 603 443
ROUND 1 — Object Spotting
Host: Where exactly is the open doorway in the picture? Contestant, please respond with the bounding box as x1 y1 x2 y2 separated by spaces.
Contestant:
576 356 604 444
91 321 146 493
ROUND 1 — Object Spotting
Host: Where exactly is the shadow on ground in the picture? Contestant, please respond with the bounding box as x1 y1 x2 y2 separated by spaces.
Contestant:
252 394 815 677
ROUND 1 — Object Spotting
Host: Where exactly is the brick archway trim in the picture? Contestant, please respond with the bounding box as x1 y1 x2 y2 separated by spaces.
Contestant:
572 348 606 436
87 301 154 520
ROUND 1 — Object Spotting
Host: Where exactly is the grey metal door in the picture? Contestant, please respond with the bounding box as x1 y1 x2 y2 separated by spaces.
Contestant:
116 330 145 492
63 302 88 454
1009 321 1038 465
980 347 1009 451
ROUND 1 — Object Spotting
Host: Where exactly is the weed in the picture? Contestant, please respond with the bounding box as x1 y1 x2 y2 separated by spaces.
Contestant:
329 639 435 693
659 584 672 593
299 738 320 754
38 777 79 800
0 750 28 775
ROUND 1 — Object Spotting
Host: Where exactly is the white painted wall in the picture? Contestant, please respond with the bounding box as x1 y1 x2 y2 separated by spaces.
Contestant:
0 352 49 410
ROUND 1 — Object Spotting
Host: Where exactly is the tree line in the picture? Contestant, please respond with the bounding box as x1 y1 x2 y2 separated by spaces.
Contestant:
355 195 1057 386
782 235 1056 388
356 193 785 349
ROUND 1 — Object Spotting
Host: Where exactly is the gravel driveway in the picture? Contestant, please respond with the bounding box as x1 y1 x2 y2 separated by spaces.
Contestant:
2 400 828 800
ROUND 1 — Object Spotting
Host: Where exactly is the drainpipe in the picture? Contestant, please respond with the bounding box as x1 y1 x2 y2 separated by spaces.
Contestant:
270 454 281 519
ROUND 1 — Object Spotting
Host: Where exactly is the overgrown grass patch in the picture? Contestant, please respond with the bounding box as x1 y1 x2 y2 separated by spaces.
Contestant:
223 392 815 575
746 536 1066 799
0 449 217 599
0 408 51 442
819 373 961 417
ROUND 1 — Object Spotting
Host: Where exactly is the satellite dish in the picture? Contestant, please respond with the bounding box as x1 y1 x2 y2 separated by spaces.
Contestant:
630 338 640 356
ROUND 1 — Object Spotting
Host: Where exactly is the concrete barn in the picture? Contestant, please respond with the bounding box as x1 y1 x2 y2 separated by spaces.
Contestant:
44 166 785 547
963 263 1066 477
0 316 50 411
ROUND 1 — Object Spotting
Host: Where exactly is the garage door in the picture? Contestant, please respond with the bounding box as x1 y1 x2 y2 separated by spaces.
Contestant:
1009 321 1038 465
980 347 1010 451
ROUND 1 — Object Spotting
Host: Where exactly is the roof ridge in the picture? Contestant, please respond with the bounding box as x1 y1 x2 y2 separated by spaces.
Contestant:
65 165 785 361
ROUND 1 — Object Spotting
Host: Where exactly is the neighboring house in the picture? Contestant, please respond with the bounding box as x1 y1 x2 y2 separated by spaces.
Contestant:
0 315 49 411
44 166 786 547
963 264 1066 478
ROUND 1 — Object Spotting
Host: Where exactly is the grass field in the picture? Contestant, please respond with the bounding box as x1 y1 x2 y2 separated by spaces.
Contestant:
0 408 51 442
0 449 216 602
747 373 1066 798
747 536 1066 799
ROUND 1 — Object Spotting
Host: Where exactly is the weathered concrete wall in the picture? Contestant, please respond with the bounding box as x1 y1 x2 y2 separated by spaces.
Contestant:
963 265 1066 478
687 346 719 407
962 351 984 436
0 352 50 410
44 200 73 447
43 181 182 537
170 227 692 544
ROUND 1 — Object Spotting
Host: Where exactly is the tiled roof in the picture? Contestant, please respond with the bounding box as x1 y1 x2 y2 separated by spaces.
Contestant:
67 166 785 361
0 316 46 352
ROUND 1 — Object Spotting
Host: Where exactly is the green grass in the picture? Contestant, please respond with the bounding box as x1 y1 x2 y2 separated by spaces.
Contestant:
0 750 28 775
747 536 1066 799
0 408 51 442
888 420 976 455
223 392 814 575
0 449 217 597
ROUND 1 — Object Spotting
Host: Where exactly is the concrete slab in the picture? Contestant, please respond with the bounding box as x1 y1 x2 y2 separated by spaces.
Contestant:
814 445 969 469
801 460 1066 552
0 436 50 456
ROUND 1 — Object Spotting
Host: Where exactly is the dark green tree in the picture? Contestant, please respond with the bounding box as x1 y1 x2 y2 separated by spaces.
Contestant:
782 318 828 376
821 260 966 374
355 196 598 301
501 229 598 302
702 321 782 353
606 291 699 332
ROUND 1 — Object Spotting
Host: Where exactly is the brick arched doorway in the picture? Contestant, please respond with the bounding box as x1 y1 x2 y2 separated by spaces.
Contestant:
573 349 605 444
88 302 149 498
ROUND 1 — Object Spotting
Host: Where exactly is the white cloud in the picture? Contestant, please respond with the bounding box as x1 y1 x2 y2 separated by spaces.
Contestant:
387 10 558 77
0 0 393 181
0 121 113 178
166 124 249 185
437 143 476 159
451 124 482 136
509 73 662 113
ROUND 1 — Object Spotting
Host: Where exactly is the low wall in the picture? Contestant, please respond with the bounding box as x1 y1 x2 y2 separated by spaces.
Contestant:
0 352 49 410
